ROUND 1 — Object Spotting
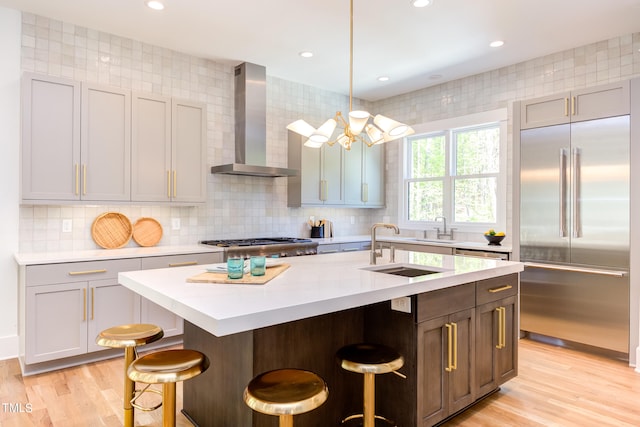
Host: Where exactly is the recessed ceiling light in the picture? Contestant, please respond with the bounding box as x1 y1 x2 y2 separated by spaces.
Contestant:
411 0 433 7
146 1 165 11
377 76 390 82
299 51 314 58
490 40 505 48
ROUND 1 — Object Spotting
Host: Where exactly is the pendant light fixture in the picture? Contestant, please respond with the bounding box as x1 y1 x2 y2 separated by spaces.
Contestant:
287 0 414 150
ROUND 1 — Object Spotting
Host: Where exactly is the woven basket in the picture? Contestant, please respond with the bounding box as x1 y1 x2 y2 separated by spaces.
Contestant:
132 217 163 247
91 212 133 249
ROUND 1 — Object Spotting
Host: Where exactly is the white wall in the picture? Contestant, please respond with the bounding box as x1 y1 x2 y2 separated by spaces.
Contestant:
0 7 22 360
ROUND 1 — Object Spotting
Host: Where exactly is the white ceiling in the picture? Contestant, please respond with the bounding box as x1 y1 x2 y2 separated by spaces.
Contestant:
2 0 640 101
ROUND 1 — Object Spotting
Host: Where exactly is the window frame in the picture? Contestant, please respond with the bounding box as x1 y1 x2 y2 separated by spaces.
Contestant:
398 109 508 234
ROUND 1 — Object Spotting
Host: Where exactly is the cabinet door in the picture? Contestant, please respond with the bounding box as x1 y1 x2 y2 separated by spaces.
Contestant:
171 99 207 203
344 141 364 205
475 296 518 397
25 282 87 364
447 308 475 415
300 143 322 205
22 74 81 201
131 93 172 202
81 84 131 201
520 92 571 130
322 144 344 204
87 280 140 353
140 298 183 337
571 80 630 123
417 315 448 426
363 143 385 207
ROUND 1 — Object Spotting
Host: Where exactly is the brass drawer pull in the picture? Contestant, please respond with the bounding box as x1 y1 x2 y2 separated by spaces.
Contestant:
68 269 107 276
488 284 512 293
496 307 506 349
168 261 198 267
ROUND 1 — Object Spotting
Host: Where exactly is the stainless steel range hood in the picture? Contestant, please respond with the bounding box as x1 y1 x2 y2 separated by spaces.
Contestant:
210 62 298 177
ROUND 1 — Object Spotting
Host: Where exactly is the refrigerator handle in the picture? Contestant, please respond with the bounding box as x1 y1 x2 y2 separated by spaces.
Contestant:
559 149 567 237
524 262 627 277
572 147 581 238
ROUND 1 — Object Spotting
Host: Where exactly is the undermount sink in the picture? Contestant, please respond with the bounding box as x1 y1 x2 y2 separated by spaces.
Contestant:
362 264 447 277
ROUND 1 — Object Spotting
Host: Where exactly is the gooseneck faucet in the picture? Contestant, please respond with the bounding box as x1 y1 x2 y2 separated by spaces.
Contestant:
435 216 455 240
370 223 400 265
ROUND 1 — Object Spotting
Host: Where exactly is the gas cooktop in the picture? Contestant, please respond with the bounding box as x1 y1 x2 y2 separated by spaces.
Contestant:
200 237 313 247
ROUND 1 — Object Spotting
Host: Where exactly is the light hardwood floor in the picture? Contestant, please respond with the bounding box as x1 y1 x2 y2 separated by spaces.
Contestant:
1 338 639 426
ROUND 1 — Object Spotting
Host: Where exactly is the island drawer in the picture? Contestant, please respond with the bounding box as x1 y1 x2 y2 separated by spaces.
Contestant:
476 273 518 305
140 252 222 270
25 258 141 286
416 282 475 322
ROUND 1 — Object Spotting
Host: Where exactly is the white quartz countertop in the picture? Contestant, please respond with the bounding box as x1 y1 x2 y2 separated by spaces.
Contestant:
377 236 512 253
14 244 223 265
118 250 523 337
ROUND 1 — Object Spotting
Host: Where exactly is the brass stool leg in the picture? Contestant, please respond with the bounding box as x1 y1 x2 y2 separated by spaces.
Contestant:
279 414 294 427
123 347 135 427
363 372 375 427
162 382 177 427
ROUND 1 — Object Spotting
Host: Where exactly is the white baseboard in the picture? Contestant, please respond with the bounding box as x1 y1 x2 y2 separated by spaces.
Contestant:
0 335 18 361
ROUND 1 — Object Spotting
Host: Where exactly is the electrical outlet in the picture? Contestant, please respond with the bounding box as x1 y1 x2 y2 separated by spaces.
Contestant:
62 219 72 233
171 218 181 230
391 297 411 313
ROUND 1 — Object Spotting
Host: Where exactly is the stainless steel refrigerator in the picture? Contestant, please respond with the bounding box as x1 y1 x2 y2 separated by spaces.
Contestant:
520 115 630 355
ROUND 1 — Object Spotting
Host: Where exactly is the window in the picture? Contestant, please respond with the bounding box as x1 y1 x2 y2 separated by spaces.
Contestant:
399 110 507 233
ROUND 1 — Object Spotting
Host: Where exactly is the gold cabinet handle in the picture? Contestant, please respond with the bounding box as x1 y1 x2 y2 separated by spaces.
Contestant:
496 307 506 349
173 170 177 198
320 180 328 201
82 288 86 321
75 164 80 195
445 323 453 372
571 96 576 116
167 170 171 199
451 321 458 370
68 269 107 276
488 284 512 293
91 287 95 320
564 97 569 117
168 261 198 267
362 183 368 203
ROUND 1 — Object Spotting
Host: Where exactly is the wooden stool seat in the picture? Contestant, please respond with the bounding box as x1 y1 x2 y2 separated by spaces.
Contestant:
128 349 209 427
96 323 164 427
337 343 405 427
244 369 328 427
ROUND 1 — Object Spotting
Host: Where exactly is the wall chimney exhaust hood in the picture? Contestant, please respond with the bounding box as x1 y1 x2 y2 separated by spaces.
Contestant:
210 62 298 177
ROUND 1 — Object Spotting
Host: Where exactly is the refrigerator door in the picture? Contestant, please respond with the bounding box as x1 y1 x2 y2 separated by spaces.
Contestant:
520 263 629 354
520 124 570 263
569 116 630 268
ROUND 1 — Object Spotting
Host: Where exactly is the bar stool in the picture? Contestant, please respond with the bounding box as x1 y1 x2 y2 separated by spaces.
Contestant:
337 343 405 427
127 349 210 427
96 323 164 427
243 369 329 427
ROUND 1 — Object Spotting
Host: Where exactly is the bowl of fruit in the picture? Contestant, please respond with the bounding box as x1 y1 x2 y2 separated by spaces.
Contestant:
484 229 505 245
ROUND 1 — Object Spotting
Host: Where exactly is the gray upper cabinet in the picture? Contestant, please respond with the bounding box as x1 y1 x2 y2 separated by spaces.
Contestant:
344 142 385 207
22 73 207 204
171 99 207 203
520 80 630 129
131 93 172 202
81 84 131 201
22 74 81 201
288 131 384 207
131 95 206 203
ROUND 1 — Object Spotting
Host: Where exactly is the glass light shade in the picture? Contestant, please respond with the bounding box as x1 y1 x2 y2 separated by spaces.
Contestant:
286 119 316 138
309 118 337 143
304 138 324 148
373 114 410 137
348 110 370 135
365 124 385 145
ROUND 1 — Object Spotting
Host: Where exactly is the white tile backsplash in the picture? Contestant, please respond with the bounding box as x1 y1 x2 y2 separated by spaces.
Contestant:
17 12 640 252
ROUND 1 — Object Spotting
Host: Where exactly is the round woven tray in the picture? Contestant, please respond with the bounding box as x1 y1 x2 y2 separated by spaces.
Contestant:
132 217 163 247
91 212 133 249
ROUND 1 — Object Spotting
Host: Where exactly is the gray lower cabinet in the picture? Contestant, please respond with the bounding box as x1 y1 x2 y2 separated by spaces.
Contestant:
317 241 371 254
21 251 222 371
379 241 455 255
365 274 519 427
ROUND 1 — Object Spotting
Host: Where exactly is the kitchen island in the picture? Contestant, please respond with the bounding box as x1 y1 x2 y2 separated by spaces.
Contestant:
119 250 524 427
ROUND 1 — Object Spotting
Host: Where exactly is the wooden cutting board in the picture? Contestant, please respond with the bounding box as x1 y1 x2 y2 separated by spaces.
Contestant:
186 263 290 285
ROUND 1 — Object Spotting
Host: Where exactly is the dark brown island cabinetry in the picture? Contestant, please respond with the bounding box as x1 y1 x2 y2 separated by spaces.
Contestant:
365 273 518 427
